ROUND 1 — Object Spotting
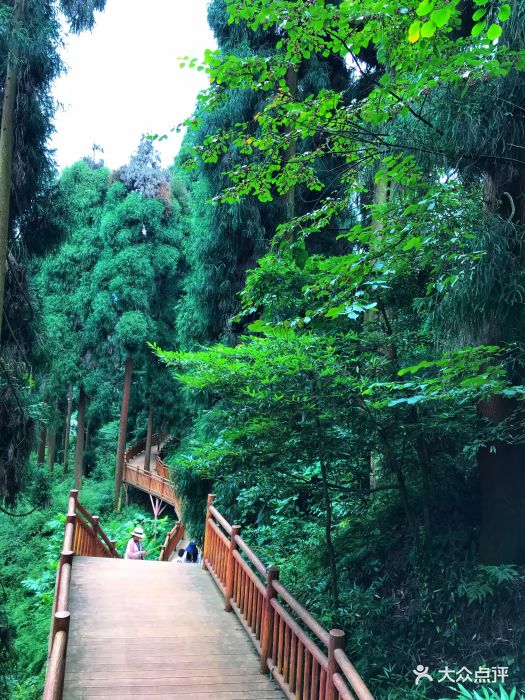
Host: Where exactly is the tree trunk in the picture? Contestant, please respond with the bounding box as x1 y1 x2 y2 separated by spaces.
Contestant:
85 417 91 452
320 460 339 612
479 442 525 563
478 393 525 563
63 385 73 473
37 424 46 465
74 386 86 492
144 392 154 473
367 178 396 491
55 424 63 465
0 0 24 343
47 423 57 473
477 166 525 564
416 434 433 552
115 355 132 508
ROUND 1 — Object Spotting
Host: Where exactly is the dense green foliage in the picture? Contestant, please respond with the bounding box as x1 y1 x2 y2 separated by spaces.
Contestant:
1 449 174 698
0 0 107 505
2 0 525 697
156 0 525 698
34 141 183 489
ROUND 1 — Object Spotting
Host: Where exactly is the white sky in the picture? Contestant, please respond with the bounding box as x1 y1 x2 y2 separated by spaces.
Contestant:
50 0 216 171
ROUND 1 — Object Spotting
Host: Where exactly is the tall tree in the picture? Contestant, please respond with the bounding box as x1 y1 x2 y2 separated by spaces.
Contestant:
190 0 525 565
0 0 106 504
0 0 106 341
37 141 182 505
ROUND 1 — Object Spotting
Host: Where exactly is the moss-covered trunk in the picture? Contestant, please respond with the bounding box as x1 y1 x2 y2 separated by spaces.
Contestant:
144 392 154 473
0 0 24 344
63 385 73 473
478 167 525 564
115 355 132 507
74 386 86 491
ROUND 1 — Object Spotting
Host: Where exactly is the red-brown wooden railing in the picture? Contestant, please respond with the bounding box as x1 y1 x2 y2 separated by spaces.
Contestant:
156 455 169 480
202 494 374 700
124 433 159 462
123 461 181 511
159 520 185 561
43 490 120 700
123 435 180 513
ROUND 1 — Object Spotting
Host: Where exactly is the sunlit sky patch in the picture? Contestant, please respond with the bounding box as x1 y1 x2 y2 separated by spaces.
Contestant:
50 0 216 171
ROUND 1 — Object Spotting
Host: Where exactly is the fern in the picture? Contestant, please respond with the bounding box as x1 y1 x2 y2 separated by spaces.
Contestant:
441 684 522 700
457 566 520 605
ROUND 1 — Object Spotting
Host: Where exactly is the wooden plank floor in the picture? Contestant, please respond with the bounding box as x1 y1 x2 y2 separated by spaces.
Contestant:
128 443 159 472
62 557 284 699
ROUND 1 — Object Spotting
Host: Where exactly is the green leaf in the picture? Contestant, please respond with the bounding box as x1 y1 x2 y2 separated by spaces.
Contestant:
408 20 421 42
402 236 423 251
420 20 437 37
430 7 451 27
472 7 486 20
498 3 511 21
416 0 434 16
487 23 502 39
471 21 486 36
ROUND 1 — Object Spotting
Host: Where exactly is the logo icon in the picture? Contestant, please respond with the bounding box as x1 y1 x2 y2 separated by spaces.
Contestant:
413 665 433 685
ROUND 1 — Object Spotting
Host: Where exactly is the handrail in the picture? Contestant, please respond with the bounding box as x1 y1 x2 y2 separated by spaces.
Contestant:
159 521 185 561
202 493 374 700
209 504 232 536
234 534 267 578
272 579 329 646
334 649 375 700
123 461 180 510
75 501 119 557
43 490 120 700
156 455 169 480
122 438 182 517
124 433 159 462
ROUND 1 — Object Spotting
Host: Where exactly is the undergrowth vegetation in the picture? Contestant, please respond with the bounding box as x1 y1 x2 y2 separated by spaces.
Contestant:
164 442 525 700
1 453 174 699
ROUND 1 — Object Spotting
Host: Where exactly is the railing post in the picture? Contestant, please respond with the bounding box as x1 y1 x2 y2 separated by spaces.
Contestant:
92 515 100 556
68 489 78 514
259 566 279 674
110 540 117 557
44 611 71 700
326 628 346 700
202 493 215 570
224 524 241 612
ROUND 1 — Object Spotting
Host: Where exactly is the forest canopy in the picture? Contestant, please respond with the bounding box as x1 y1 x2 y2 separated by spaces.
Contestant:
1 0 525 698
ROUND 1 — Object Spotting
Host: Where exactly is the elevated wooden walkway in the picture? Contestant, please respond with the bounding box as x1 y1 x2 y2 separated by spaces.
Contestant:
44 446 375 700
123 438 181 513
62 558 284 699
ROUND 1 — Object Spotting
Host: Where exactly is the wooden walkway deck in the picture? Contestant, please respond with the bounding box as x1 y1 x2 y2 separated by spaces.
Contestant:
62 557 285 699
127 443 160 472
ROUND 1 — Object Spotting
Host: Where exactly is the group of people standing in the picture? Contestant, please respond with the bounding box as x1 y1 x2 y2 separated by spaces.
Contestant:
125 526 200 563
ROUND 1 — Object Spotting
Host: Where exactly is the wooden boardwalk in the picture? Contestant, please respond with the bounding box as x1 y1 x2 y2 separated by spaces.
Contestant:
62 557 284 699
127 443 160 472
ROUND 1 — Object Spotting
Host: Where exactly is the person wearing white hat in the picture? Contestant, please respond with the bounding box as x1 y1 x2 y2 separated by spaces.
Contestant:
125 526 147 559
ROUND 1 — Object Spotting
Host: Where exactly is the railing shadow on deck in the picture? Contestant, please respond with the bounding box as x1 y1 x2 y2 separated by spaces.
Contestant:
202 493 375 700
43 490 119 700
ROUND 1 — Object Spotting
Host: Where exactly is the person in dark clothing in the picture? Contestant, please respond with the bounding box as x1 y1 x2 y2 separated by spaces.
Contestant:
184 540 199 563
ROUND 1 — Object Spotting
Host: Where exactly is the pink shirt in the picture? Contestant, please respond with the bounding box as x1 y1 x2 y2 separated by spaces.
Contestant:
125 537 144 559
